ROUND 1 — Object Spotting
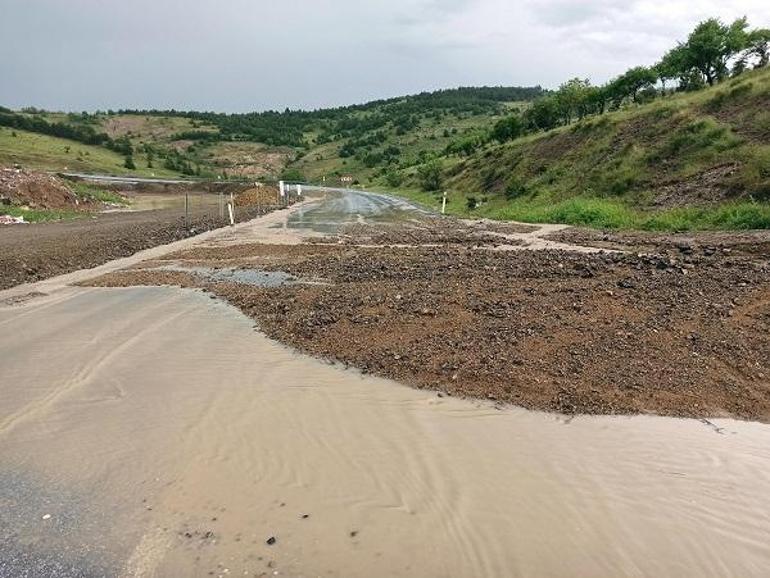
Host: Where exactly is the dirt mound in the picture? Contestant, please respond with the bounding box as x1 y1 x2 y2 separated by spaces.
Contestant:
235 186 280 207
0 167 87 210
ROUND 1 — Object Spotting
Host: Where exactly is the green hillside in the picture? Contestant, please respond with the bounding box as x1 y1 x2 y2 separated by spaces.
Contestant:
0 127 178 177
390 67 770 230
0 86 541 181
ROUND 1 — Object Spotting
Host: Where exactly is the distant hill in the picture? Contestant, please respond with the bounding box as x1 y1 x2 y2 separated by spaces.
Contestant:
0 85 544 180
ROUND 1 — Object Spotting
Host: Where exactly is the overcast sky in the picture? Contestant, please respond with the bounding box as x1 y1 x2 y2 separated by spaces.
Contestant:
2 0 769 113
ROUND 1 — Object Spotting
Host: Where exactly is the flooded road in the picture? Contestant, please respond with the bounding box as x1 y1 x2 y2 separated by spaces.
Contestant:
285 187 426 234
2 192 770 577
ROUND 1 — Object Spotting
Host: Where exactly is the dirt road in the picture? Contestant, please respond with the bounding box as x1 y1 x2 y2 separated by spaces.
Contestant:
2 188 770 577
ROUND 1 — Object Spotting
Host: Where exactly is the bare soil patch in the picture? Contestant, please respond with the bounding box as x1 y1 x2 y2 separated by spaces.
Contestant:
546 227 770 257
0 167 91 210
651 163 742 207
322 218 528 247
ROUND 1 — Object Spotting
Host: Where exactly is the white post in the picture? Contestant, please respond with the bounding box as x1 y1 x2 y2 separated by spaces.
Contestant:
279 180 285 198
297 184 302 197
441 191 447 215
227 202 235 226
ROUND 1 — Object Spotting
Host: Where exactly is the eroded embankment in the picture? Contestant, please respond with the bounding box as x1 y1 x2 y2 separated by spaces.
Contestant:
84 216 770 422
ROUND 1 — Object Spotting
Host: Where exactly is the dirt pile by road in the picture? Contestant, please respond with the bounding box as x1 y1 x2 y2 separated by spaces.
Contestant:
235 186 280 207
0 167 88 210
85 219 770 422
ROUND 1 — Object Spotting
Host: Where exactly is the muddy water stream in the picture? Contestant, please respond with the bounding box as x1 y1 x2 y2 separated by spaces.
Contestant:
1 286 770 577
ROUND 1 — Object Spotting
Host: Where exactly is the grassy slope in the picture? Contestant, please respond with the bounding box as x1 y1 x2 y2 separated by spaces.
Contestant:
0 126 179 177
293 108 510 183
394 68 770 230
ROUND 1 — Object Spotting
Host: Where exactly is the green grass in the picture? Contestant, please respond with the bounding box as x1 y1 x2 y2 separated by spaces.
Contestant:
1 205 85 223
70 182 128 205
388 186 770 231
376 67 770 231
488 198 770 231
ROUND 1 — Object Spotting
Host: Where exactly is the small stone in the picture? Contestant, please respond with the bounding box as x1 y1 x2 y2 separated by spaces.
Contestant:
266 536 277 546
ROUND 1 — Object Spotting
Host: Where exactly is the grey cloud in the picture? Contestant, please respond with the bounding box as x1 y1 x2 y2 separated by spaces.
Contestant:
1 0 769 112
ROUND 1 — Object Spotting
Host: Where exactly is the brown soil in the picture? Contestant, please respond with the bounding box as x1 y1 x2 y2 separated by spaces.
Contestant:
545 227 770 257
235 186 282 207
84 219 770 422
207 143 293 179
651 163 742 207
321 218 530 246
0 167 91 210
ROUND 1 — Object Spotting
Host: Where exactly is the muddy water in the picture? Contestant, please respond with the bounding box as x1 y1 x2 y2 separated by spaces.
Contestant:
2 288 770 577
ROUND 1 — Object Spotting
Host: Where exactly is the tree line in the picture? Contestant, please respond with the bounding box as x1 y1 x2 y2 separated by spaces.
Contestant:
487 17 770 144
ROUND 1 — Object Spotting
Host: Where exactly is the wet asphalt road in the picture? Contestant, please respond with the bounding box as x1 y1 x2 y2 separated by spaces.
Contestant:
286 187 427 234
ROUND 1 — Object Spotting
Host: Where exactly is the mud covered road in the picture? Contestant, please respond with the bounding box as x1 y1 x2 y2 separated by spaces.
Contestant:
90 187 770 422
2 188 770 577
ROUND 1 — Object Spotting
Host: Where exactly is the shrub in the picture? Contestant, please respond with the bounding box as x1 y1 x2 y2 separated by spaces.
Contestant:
505 176 529 199
417 159 443 191
384 169 403 188
280 168 305 182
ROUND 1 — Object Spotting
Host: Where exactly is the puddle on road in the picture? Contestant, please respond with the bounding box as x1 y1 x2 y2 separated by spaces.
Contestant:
1 287 769 577
158 264 302 287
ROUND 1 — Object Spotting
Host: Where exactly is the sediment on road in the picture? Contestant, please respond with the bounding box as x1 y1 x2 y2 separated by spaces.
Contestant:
83 217 770 422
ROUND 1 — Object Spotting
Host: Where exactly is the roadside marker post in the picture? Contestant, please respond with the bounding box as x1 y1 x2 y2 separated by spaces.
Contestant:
184 191 189 227
441 191 447 215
